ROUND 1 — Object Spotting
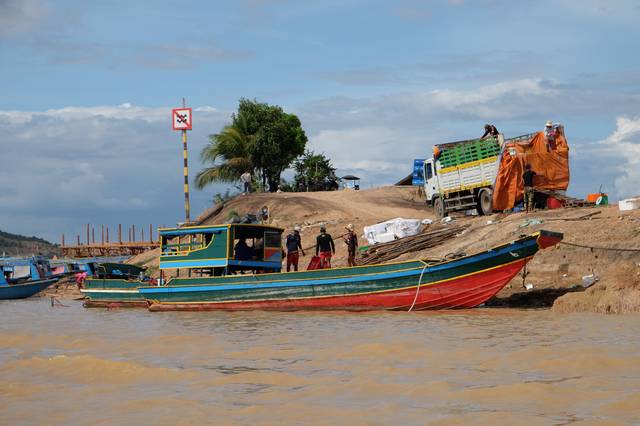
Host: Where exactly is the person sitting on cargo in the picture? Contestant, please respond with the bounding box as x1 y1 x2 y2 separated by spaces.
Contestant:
544 120 557 150
481 124 499 140
234 238 252 261
523 164 537 213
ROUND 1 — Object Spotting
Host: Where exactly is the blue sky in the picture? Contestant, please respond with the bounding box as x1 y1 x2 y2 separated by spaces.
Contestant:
1 0 640 242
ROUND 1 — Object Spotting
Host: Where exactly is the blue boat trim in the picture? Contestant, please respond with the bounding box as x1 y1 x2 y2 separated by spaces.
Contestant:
140 238 536 294
160 259 228 269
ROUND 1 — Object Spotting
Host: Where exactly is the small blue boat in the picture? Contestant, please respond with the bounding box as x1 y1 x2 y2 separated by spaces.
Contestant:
0 256 58 299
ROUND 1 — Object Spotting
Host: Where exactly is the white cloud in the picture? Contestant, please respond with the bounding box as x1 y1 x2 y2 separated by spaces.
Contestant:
600 116 640 198
1 104 170 126
0 104 230 240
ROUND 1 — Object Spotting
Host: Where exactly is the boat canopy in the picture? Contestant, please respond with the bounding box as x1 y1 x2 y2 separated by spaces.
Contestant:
159 224 284 274
0 256 52 285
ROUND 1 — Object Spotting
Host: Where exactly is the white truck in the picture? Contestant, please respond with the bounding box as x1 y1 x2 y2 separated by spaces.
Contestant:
423 135 504 218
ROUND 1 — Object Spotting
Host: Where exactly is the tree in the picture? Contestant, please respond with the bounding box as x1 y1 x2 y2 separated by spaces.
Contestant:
195 115 254 190
233 99 307 192
197 98 307 192
293 151 339 192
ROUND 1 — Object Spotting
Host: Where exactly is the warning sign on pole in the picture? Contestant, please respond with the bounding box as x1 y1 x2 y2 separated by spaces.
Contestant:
172 108 192 131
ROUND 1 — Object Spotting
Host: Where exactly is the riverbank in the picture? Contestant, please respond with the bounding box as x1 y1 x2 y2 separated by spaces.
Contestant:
91 187 640 312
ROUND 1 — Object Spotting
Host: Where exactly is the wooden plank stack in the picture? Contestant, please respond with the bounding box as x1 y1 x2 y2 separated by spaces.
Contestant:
357 223 469 265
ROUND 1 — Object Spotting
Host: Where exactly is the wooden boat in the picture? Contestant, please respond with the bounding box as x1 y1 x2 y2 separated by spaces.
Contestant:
133 224 562 311
81 262 148 308
81 224 284 307
0 257 58 300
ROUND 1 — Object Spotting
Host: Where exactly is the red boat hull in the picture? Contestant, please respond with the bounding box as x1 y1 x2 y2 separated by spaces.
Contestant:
148 258 528 312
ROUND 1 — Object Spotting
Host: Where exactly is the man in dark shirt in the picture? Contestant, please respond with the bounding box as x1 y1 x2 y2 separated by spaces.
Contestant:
523 164 537 213
481 124 499 139
316 225 335 269
285 225 305 272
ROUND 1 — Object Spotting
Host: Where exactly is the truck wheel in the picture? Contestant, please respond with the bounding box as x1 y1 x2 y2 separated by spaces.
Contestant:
476 190 493 216
434 197 446 218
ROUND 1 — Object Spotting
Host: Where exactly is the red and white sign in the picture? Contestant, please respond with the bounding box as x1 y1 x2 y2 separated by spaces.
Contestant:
172 108 192 130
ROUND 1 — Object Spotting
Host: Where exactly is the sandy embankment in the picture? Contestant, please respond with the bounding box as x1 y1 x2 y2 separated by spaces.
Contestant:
123 187 640 313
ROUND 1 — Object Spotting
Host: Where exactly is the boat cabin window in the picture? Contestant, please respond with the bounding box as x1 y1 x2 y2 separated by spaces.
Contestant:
230 226 283 265
161 231 216 256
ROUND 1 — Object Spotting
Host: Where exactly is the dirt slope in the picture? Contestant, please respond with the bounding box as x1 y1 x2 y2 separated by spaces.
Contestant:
130 186 640 313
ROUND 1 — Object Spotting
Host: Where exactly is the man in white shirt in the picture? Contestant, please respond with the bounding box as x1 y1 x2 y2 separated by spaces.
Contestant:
240 171 252 194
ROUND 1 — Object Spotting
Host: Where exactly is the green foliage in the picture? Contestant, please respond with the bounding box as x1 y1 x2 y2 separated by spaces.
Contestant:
195 114 254 189
197 98 308 192
293 151 339 192
226 209 239 221
277 178 296 192
0 229 60 257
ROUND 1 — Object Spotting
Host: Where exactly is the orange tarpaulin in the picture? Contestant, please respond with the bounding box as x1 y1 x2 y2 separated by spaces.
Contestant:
492 131 569 210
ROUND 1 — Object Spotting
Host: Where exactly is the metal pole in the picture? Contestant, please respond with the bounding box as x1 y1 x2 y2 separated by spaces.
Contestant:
101 225 104 245
61 234 65 247
86 224 90 245
106 227 109 244
92 227 95 244
149 224 153 243
141 226 144 242
118 224 122 244
132 224 136 242
182 97 191 224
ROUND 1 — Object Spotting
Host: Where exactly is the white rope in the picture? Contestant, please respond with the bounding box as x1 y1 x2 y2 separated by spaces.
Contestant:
408 262 430 312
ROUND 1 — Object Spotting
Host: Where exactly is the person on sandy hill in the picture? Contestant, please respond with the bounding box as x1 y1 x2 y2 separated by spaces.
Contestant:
523 164 537 213
285 225 305 272
316 225 335 269
344 224 358 267
240 170 252 195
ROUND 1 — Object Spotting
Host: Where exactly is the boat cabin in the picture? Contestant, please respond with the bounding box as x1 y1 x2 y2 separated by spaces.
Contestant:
159 223 284 277
0 256 53 286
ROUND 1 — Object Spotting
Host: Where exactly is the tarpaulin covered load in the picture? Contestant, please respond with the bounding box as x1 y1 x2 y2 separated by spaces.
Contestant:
363 218 424 245
492 130 569 211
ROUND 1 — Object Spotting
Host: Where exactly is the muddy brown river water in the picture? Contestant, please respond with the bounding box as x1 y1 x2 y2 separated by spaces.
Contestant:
1 299 639 425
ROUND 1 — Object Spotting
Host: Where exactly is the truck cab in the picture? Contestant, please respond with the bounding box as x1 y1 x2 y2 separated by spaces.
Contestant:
424 135 503 218
424 158 439 204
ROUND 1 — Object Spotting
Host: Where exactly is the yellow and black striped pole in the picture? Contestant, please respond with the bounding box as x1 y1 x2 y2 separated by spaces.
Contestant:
183 127 190 223
181 98 191 224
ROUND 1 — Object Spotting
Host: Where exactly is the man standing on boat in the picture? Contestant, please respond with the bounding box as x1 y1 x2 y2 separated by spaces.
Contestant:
344 224 358 267
316 225 335 269
285 226 305 272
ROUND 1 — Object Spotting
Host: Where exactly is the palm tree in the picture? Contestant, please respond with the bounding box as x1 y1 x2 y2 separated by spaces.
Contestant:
195 115 254 190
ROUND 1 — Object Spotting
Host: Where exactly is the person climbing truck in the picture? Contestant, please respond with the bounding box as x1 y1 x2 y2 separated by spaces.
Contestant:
481 124 499 140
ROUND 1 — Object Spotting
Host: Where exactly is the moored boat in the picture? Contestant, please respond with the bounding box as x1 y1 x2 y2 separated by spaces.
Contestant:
0 256 58 300
81 224 284 307
81 262 148 308
138 224 562 312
